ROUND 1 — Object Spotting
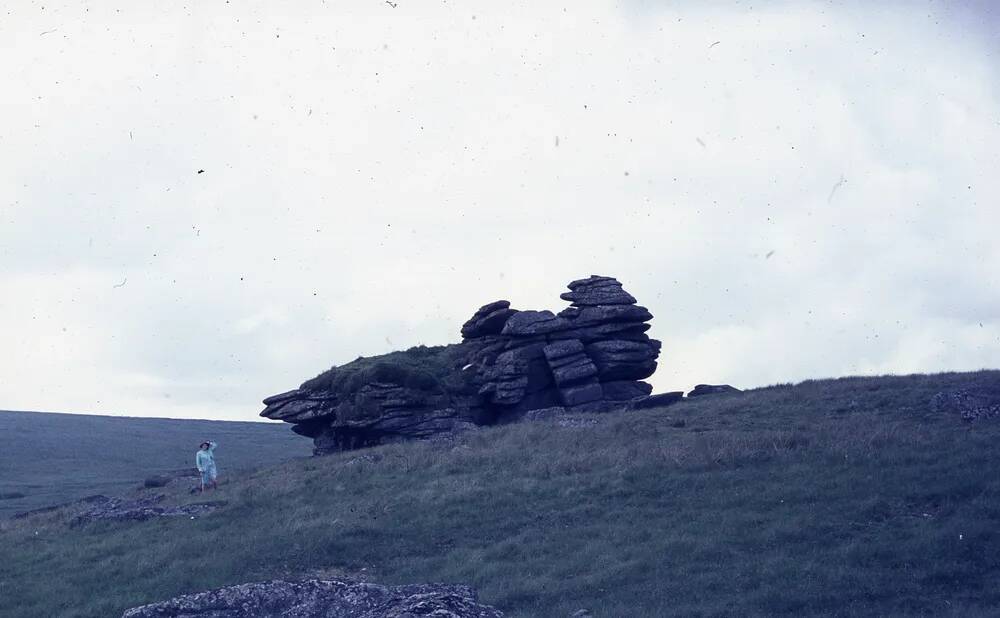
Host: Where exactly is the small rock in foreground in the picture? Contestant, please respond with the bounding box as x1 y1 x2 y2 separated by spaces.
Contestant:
121 579 504 618
71 494 225 526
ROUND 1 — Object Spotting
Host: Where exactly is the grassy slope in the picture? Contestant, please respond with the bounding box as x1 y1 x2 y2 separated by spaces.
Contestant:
2 371 1000 617
0 411 312 518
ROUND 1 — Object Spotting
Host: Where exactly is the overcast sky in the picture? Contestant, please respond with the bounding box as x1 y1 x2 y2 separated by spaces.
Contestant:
2 1 998 421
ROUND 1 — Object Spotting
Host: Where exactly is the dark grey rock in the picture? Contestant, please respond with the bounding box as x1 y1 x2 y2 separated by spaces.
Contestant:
586 339 659 381
121 579 504 618
542 339 585 361
496 342 548 364
602 380 653 401
549 356 600 386
549 323 652 344
462 300 518 339
263 397 339 423
633 391 685 409
570 305 652 325
262 389 305 406
560 275 637 307
587 339 659 361
543 340 599 387
559 381 604 406
687 384 741 397
501 310 571 336
479 364 530 406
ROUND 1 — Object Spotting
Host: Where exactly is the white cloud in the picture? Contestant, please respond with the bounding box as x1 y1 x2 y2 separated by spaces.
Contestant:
1 1 998 419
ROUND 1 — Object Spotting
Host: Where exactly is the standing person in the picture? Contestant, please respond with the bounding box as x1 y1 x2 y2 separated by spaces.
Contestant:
196 441 219 492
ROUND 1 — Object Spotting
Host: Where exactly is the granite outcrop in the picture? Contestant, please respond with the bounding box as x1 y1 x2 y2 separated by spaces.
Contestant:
261 276 663 454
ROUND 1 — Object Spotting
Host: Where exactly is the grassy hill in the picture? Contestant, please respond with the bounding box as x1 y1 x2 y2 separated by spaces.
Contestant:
2 371 1000 617
0 411 312 518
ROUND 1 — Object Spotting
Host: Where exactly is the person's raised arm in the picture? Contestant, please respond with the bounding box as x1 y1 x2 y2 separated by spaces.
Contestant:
209 441 217 453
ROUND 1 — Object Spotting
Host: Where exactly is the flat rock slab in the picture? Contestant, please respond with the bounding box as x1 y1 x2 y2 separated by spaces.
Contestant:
122 579 504 618
632 391 684 409
687 384 741 397
71 494 225 526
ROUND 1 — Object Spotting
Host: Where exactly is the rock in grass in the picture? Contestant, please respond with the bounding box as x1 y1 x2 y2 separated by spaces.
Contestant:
70 495 225 526
687 384 741 397
601 380 653 401
632 391 685 409
121 579 504 617
931 390 1000 421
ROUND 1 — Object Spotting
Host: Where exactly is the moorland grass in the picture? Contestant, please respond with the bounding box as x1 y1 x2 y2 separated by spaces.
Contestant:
2 370 1000 617
0 411 311 518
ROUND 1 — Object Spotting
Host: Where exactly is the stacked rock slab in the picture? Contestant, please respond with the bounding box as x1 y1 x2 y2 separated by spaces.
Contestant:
261 276 661 454
472 276 660 412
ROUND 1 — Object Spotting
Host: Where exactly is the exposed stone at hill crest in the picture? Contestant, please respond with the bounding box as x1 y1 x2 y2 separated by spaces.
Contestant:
262 276 662 454
687 384 741 397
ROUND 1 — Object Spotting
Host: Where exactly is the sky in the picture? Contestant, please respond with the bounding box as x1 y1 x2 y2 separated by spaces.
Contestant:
2 1 998 421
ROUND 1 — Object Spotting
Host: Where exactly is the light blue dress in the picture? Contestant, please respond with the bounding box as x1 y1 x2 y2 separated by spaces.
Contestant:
196 441 218 483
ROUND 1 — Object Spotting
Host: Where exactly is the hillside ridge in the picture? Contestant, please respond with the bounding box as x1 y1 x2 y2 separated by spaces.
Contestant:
3 369 1000 617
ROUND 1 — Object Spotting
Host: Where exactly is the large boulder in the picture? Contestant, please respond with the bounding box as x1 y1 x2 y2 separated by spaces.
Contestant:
262 276 662 453
121 579 503 618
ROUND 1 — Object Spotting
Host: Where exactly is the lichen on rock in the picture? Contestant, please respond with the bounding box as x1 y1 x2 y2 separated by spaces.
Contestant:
121 579 504 618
